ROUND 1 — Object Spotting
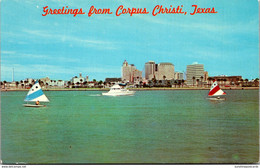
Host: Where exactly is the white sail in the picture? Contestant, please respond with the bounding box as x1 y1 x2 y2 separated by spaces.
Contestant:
208 81 226 96
24 81 49 102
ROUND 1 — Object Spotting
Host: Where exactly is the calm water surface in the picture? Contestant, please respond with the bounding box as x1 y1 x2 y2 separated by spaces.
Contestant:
1 90 259 163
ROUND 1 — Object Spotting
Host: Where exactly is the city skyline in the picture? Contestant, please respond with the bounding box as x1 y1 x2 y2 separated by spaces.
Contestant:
2 60 257 83
1 0 259 81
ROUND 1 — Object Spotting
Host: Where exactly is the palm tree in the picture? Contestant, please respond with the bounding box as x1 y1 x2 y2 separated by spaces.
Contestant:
39 80 44 87
245 79 249 86
3 81 7 89
15 81 19 88
177 80 181 88
152 77 157 85
148 80 152 87
240 79 244 87
98 80 103 85
220 78 224 87
163 75 166 81
181 79 185 87
200 76 203 87
83 81 88 87
217 79 221 85
207 77 212 87
167 80 171 87
223 79 227 86
139 81 143 87
80 79 83 87
67 81 71 88
192 76 195 86
196 79 200 87
174 80 178 88
158 80 162 87
254 78 259 87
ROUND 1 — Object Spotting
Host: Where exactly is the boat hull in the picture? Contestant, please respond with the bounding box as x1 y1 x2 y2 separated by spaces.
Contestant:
207 97 226 101
23 104 46 107
102 91 135 96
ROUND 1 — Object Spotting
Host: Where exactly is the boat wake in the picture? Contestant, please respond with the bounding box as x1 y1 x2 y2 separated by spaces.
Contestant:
89 94 102 96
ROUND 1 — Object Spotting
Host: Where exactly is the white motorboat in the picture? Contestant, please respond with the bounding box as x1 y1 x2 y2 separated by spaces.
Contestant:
102 84 135 96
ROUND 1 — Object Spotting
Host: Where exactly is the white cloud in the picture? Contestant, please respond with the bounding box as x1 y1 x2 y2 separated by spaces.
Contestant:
1 50 16 55
22 29 118 50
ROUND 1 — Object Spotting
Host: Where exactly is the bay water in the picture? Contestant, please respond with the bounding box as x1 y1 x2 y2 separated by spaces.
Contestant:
1 90 259 164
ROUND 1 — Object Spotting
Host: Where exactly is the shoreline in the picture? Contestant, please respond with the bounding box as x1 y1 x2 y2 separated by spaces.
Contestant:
1 87 259 92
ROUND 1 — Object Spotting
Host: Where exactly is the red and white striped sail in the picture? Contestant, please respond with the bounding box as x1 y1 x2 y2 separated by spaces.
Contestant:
208 81 226 96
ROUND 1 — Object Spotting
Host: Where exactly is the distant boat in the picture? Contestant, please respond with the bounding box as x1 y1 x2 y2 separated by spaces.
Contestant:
102 84 135 96
23 81 49 107
207 81 226 100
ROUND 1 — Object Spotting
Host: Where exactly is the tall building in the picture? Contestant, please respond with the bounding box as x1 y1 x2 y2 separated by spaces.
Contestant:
145 61 174 80
145 61 156 80
155 63 175 80
204 71 208 82
174 72 184 80
121 60 142 83
186 63 205 85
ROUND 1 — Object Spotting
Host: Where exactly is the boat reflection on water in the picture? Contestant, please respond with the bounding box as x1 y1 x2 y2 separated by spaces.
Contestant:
102 84 135 96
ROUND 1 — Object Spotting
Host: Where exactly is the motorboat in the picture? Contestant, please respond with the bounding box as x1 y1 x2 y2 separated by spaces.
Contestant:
102 84 135 96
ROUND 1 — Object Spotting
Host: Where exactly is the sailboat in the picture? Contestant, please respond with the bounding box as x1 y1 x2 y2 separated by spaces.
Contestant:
23 81 49 107
207 81 226 100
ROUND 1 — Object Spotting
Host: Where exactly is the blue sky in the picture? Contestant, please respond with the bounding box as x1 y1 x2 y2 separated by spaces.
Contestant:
1 0 259 81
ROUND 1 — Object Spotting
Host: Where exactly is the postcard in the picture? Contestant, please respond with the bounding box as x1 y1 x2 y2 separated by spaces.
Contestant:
1 0 259 165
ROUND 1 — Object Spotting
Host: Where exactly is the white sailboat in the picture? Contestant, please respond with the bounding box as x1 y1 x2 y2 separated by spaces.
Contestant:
23 81 49 107
207 81 226 100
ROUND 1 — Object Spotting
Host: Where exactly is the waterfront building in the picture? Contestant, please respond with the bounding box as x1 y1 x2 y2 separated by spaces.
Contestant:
145 61 156 80
105 78 122 83
210 75 242 86
40 77 51 85
133 69 143 82
71 73 85 85
88 81 95 88
155 63 175 80
49 80 65 87
186 63 205 85
121 60 142 83
174 72 184 80
40 77 65 88
25 78 35 84
145 61 174 80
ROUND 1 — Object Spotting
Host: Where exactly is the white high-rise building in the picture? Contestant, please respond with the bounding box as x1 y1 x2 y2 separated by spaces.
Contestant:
186 63 205 85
